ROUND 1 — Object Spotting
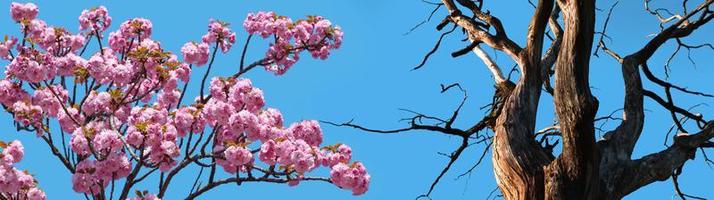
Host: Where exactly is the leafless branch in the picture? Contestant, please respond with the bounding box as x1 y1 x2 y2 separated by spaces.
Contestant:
414 25 458 70
404 1 445 36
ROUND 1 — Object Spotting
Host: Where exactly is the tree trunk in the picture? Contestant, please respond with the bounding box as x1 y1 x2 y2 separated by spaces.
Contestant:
544 0 599 199
492 0 601 199
429 0 714 199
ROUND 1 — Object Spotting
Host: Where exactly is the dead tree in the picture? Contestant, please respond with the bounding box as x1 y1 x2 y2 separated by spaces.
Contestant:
327 0 714 199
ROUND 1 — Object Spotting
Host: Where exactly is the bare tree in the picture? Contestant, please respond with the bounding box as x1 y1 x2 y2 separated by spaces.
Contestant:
327 0 714 199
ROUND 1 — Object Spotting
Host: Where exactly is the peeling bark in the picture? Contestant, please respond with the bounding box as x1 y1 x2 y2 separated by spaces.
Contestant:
409 0 714 199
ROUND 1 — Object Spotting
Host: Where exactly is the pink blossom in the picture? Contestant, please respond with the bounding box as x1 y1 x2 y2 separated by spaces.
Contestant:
259 139 277 165
113 61 135 85
208 77 229 100
108 31 129 52
0 158 44 198
2 141 24 163
6 50 56 83
287 139 320 173
11 101 43 132
255 108 284 141
70 128 91 155
26 187 46 200
223 146 253 166
124 127 144 147
32 85 68 117
0 36 17 60
264 39 298 75
57 106 82 133
244 12 343 75
226 78 253 107
95 152 131 179
10 2 38 22
79 6 111 33
288 120 323 146
259 108 283 128
23 19 46 42
55 53 87 76
0 2 366 196
38 27 85 53
243 88 265 112
264 138 321 174
0 168 19 193
129 106 168 126
230 78 253 94
87 48 119 84
162 71 179 91
243 11 277 37
330 162 370 195
228 110 259 138
181 42 209 66
173 106 205 136
92 129 123 153
174 63 192 82
322 144 352 167
82 91 111 115
72 159 108 194
156 89 180 109
0 79 29 107
128 39 164 71
119 18 152 39
128 192 161 200
202 20 236 53
156 141 179 171
202 98 234 126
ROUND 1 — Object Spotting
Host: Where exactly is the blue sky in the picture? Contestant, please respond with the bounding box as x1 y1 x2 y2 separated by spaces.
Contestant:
1 0 713 199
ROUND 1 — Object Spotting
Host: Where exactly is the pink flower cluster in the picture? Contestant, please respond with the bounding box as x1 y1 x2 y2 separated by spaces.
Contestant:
321 144 352 167
70 123 132 194
119 18 152 39
1 2 366 198
202 20 236 53
79 6 111 33
199 78 370 194
180 42 209 66
37 27 86 54
10 2 38 22
0 79 29 107
71 153 132 194
32 85 68 117
127 191 160 200
108 18 153 54
125 107 181 171
0 140 46 200
0 36 18 60
6 49 56 83
243 11 344 75
11 101 43 135
330 162 370 195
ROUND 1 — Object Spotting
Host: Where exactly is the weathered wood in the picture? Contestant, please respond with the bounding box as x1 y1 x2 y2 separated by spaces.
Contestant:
433 1 714 199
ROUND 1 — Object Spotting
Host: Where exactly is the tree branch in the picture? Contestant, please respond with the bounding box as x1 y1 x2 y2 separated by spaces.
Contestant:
441 0 523 61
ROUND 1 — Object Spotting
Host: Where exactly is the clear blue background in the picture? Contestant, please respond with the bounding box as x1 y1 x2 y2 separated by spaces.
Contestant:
1 0 713 199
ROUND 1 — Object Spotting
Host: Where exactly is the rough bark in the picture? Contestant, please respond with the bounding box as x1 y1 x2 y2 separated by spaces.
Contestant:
475 0 713 199
395 0 714 199
543 0 599 199
486 0 554 199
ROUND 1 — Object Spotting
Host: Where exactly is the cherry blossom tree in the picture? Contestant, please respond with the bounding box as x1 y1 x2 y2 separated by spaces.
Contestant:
0 140 46 200
0 2 369 200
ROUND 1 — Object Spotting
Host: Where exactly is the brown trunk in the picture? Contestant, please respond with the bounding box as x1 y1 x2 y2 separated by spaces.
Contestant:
423 1 714 199
491 0 554 199
492 0 600 199
544 0 599 199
